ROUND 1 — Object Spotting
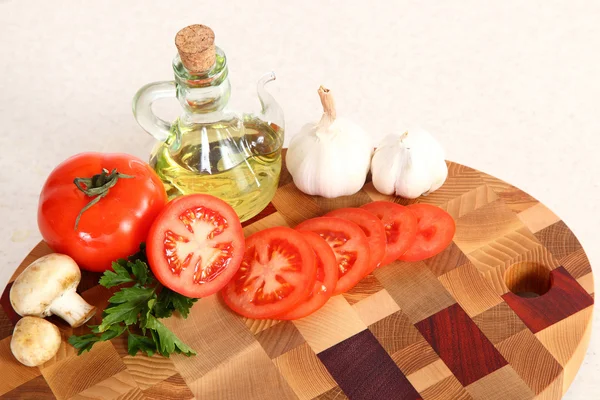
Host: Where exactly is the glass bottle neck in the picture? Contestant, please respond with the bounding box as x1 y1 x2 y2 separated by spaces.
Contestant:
172 47 230 115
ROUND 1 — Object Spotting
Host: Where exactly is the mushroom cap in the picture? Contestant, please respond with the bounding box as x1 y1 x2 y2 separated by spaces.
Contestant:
10 254 81 317
11 316 61 367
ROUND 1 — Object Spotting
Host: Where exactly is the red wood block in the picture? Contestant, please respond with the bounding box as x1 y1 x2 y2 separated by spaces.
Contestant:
318 330 421 400
502 266 594 334
415 303 508 386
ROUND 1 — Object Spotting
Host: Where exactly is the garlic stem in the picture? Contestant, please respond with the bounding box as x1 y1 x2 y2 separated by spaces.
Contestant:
318 86 336 121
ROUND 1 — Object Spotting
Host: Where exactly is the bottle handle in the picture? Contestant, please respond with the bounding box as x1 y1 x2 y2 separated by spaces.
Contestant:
132 81 176 141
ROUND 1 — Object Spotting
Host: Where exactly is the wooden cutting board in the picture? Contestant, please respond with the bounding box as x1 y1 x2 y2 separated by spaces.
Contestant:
0 156 594 400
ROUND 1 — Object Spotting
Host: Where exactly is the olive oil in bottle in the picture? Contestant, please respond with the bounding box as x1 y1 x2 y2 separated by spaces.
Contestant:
149 118 282 222
133 25 285 222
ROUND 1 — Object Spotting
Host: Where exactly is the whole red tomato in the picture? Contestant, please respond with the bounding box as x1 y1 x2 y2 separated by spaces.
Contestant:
38 153 167 272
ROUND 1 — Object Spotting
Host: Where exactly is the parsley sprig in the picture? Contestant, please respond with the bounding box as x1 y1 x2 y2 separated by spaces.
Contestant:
68 245 197 357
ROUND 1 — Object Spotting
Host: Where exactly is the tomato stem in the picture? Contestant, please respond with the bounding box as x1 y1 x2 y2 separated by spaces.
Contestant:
73 168 134 230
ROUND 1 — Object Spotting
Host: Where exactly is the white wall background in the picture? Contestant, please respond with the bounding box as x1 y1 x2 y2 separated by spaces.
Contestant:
1 1 599 397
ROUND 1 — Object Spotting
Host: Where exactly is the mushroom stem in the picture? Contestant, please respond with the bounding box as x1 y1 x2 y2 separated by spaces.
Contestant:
49 290 96 328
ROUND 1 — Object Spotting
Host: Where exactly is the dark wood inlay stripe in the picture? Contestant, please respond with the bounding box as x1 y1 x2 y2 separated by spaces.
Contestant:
318 330 421 400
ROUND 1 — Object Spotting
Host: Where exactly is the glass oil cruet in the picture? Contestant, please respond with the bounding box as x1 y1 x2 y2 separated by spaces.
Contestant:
132 24 284 222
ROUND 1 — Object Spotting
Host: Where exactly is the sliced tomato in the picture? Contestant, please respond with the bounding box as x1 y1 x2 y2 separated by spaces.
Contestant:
399 204 455 262
325 208 386 273
221 227 317 319
295 217 370 295
361 201 418 265
277 231 338 320
147 194 245 298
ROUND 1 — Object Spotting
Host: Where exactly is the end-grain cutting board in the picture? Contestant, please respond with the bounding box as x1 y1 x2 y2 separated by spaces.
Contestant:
0 155 594 400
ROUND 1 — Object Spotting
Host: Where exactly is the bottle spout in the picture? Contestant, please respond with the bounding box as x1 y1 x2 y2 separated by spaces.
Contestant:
256 72 285 131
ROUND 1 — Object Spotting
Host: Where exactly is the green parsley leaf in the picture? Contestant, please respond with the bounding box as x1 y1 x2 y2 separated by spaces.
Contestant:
98 286 155 331
146 298 156 317
108 286 155 304
69 245 197 358
100 324 127 341
153 290 175 319
68 333 99 355
145 315 195 357
127 332 157 357
170 292 197 319
98 299 148 331
140 298 156 334
99 261 134 288
150 329 160 352
131 259 154 285
68 324 126 355
154 289 197 319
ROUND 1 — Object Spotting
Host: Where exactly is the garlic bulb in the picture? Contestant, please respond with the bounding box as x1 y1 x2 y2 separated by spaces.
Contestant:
286 86 373 198
371 128 448 199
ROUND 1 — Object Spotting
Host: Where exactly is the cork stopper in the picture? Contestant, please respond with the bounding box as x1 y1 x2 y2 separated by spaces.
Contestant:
175 24 216 73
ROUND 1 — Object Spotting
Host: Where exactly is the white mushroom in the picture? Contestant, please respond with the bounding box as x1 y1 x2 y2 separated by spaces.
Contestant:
10 254 96 327
11 316 61 367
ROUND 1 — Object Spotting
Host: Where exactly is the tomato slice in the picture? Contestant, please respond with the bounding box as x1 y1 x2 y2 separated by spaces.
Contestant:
325 208 387 273
399 204 455 262
361 201 418 266
147 194 245 298
295 217 370 295
277 231 338 320
221 227 317 319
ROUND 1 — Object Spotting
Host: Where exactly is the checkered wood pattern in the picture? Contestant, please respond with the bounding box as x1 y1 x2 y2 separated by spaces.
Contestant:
0 157 594 400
